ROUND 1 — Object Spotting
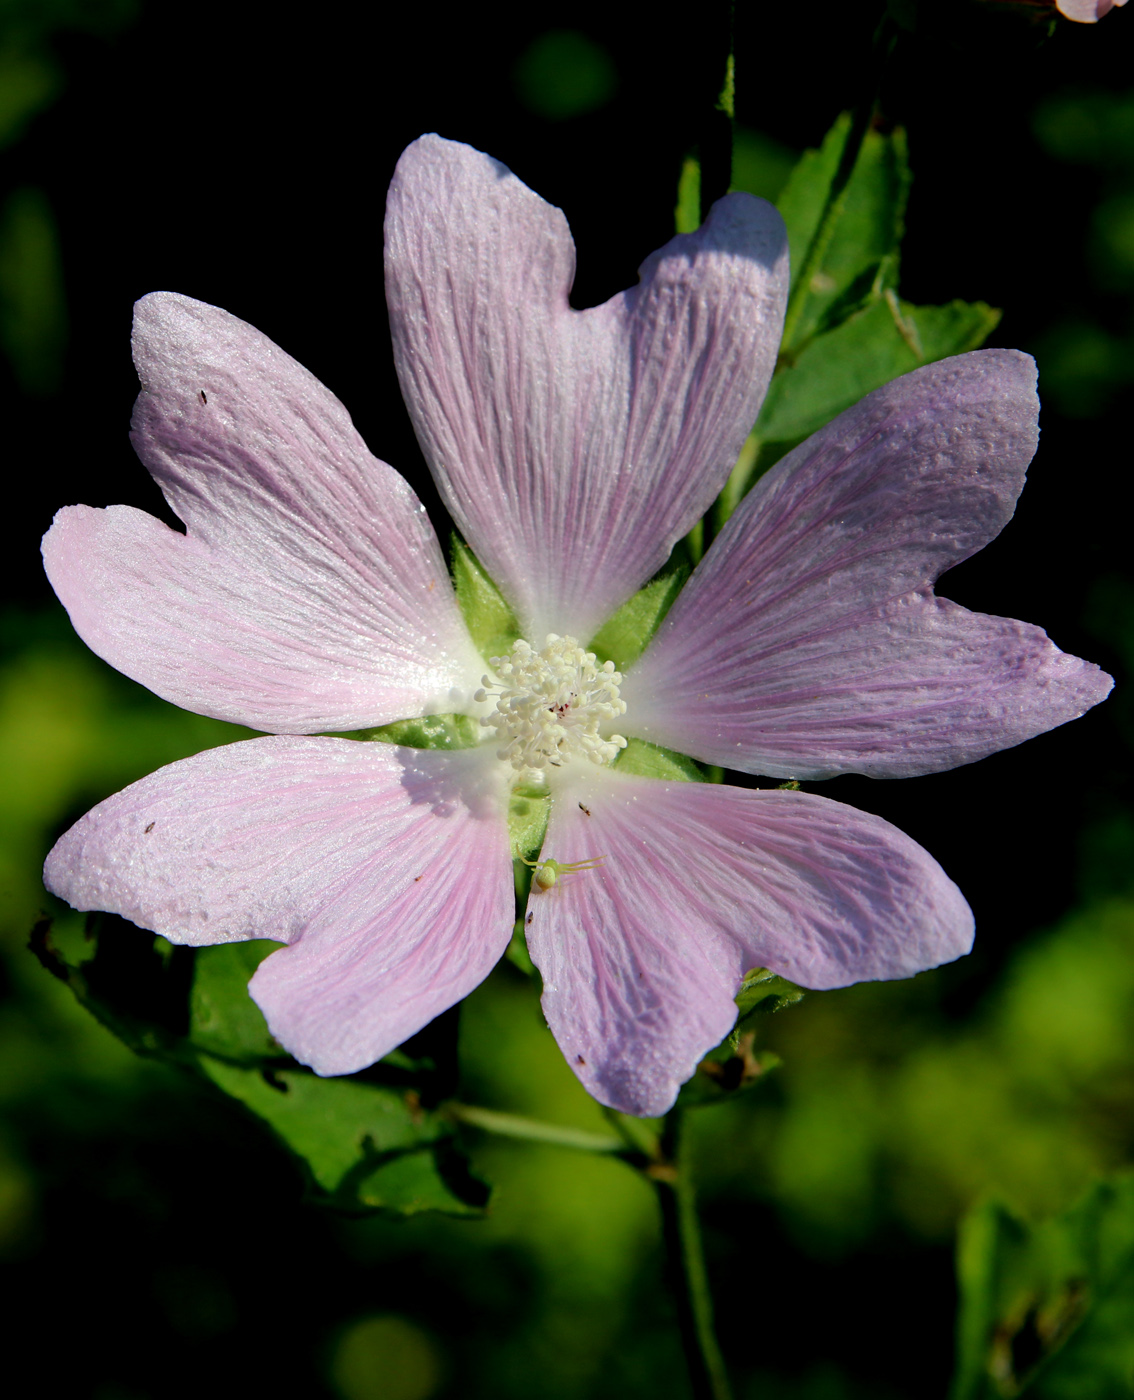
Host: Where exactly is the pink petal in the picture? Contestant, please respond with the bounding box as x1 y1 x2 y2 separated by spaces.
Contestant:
385 134 788 643
621 351 1113 779
43 293 485 733
1057 0 1125 20
44 737 514 1075
527 770 972 1116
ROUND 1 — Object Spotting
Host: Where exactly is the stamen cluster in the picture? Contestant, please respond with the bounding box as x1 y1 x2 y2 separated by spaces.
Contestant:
476 634 628 774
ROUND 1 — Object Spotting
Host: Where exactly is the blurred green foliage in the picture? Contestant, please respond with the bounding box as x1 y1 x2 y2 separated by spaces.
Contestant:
954 1176 1134 1399
0 185 66 393
513 30 617 120
0 0 135 392
1032 88 1134 414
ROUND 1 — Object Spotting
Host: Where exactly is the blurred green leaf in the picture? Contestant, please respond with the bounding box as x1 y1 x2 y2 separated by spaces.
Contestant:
32 916 491 1218
675 155 702 235
1034 92 1134 170
730 125 798 205
513 30 616 121
0 186 67 394
953 1174 1134 1399
0 45 59 148
450 536 519 665
778 113 911 357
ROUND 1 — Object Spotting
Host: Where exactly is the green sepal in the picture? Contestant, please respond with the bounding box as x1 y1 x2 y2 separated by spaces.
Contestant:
343 713 482 750
508 785 550 861
505 917 538 978
677 967 802 1108
30 915 491 1219
450 534 520 663
613 738 704 783
732 965 807 1021
952 1173 1134 1400
588 561 689 669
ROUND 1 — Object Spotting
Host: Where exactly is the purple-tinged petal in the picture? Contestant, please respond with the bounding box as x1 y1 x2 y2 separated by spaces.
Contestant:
527 770 972 1116
45 737 514 1075
385 134 788 643
43 293 484 732
621 351 1113 779
1057 0 1126 21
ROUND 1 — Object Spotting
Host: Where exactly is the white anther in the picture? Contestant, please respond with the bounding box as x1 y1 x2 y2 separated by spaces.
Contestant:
480 634 628 775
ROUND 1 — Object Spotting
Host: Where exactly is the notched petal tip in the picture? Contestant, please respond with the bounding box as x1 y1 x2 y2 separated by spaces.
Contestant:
653 189 790 278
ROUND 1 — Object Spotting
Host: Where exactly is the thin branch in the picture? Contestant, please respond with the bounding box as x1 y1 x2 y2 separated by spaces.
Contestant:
445 1102 626 1154
656 1108 734 1400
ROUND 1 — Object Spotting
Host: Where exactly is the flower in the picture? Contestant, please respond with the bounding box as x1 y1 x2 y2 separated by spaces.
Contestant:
41 136 1112 1118
1057 0 1127 22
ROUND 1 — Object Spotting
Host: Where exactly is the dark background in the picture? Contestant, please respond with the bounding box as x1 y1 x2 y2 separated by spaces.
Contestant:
2 2 1132 1397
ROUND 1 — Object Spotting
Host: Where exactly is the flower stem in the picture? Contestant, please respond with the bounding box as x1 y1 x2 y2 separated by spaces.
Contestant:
655 1108 734 1400
445 1102 626 1154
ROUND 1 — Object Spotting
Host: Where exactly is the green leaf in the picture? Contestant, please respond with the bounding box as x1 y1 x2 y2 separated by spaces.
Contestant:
952 1174 1134 1400
778 112 911 357
588 561 689 669
716 294 1000 527
450 535 520 663
733 965 807 1021
199 1060 487 1216
31 915 491 1218
760 295 1002 448
675 155 701 234
713 108 1001 530
730 125 798 205
188 940 281 1063
612 738 704 783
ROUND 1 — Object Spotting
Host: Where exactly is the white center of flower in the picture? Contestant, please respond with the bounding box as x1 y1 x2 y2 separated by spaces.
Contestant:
475 634 628 775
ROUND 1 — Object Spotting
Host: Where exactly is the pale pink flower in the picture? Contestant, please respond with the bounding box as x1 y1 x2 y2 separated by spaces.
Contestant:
1057 0 1127 21
41 137 1111 1116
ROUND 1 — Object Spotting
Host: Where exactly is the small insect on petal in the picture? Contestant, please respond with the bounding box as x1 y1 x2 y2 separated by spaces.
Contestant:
523 854 606 891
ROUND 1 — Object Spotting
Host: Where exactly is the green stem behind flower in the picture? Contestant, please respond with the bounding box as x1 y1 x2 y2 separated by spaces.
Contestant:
656 1108 734 1400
